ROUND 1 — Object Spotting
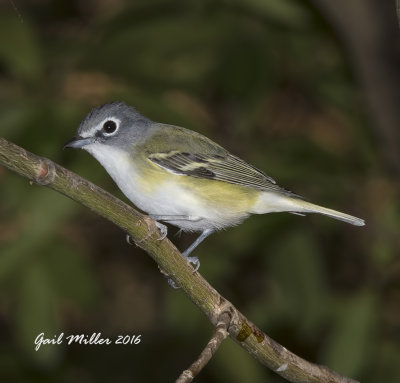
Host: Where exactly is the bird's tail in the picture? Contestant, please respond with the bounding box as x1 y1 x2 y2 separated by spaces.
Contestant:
253 194 365 226
293 199 365 226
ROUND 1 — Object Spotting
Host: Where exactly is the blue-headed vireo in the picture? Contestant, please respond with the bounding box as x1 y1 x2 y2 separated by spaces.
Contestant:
64 102 365 270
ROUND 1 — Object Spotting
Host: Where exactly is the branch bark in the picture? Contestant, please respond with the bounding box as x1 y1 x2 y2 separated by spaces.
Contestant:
0 137 359 383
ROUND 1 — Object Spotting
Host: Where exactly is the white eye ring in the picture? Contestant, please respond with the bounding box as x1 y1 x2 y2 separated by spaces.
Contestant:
101 118 120 136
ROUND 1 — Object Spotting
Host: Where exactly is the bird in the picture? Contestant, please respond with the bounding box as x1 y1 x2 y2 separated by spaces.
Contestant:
64 101 365 272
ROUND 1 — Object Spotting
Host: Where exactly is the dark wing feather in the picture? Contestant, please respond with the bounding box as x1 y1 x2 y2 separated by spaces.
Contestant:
148 150 295 196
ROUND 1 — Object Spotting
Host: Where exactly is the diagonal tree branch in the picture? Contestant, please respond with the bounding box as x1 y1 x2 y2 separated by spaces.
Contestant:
0 137 359 383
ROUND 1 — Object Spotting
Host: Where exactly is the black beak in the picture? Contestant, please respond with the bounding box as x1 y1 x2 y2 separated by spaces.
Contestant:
63 136 94 149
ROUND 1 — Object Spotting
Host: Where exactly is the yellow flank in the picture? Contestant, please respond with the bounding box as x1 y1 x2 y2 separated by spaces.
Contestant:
180 174 259 212
137 155 259 214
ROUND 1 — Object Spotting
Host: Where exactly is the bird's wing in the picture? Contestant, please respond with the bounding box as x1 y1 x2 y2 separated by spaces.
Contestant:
145 126 295 195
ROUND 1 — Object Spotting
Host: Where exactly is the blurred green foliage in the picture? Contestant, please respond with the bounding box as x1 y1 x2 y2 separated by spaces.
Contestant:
0 0 399 382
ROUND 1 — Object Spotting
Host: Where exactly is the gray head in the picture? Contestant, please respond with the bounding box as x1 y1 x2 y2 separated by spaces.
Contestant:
64 102 153 151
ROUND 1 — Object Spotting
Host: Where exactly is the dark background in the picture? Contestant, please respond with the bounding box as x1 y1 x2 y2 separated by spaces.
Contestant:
1 0 399 382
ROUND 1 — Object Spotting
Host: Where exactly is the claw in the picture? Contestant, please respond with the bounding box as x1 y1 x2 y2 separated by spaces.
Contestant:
186 256 200 272
155 221 168 241
126 234 134 245
159 266 180 289
163 255 199 289
167 278 180 289
165 256 199 288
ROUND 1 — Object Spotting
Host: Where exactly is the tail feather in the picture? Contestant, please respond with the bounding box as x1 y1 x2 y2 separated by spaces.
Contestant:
254 194 365 226
289 199 365 226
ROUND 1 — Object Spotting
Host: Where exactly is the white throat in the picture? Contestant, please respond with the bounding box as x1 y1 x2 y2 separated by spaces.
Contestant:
84 143 133 184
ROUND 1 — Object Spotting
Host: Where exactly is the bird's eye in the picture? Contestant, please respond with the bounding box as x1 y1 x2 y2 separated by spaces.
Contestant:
102 120 118 135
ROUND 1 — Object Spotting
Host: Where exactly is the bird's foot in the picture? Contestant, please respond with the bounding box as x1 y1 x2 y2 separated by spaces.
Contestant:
125 218 168 246
154 221 168 241
167 278 180 289
184 255 200 272
166 255 200 288
126 234 134 245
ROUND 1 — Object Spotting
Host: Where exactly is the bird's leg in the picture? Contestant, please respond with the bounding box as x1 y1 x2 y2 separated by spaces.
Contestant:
150 214 213 268
148 215 202 242
149 214 202 222
182 228 214 272
167 228 215 289
154 221 168 240
148 214 202 242
149 215 213 269
148 215 214 288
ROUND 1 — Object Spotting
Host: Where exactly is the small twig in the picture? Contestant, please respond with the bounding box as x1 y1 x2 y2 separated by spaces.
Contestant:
8 0 24 23
176 312 230 383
